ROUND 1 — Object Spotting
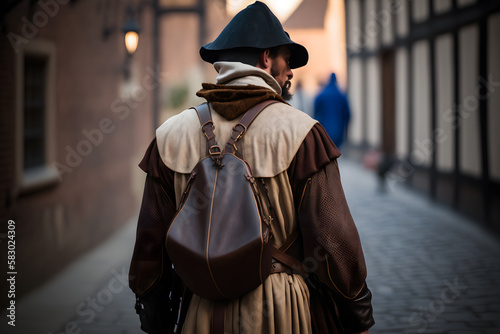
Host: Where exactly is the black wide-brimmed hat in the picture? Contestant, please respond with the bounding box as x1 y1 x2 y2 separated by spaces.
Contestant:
200 1 308 69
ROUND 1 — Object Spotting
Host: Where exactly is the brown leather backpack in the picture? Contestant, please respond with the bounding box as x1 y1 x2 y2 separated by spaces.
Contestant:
165 100 277 300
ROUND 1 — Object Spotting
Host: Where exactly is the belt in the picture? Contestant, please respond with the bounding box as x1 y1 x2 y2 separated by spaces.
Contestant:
270 259 293 274
270 257 308 277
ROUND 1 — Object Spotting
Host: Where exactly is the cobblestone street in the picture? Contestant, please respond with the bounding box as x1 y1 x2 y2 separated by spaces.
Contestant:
3 158 499 334
341 159 500 334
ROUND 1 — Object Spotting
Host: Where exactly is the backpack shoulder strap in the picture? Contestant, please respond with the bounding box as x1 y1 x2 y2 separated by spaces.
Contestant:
271 226 308 277
225 100 279 155
193 103 220 157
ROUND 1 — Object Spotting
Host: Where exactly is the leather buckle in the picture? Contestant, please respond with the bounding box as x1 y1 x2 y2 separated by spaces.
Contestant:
209 145 222 156
232 123 246 140
201 121 215 140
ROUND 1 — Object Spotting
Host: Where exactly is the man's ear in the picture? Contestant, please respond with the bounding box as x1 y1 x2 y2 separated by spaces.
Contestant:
257 49 271 71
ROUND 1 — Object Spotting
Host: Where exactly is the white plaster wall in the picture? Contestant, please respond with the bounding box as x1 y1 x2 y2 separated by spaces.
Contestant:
459 24 481 177
366 56 382 147
395 46 409 158
396 0 409 37
457 0 477 8
488 13 500 182
381 0 394 45
435 34 455 172
412 40 432 167
348 58 364 145
346 0 362 54
434 0 452 14
412 0 429 23
364 0 379 51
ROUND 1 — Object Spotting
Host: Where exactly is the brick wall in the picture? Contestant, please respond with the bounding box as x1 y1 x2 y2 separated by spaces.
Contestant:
0 0 154 302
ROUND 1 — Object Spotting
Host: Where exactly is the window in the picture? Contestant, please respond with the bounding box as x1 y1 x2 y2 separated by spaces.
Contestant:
15 39 58 193
23 56 47 170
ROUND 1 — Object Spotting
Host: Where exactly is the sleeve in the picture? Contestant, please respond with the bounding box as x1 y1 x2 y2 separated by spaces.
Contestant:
288 124 375 332
129 138 182 333
288 123 340 205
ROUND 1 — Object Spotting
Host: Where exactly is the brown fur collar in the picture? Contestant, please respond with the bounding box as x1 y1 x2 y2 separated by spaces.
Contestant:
196 83 286 120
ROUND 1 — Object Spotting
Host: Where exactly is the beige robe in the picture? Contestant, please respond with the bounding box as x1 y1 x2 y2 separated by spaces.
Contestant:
155 62 317 333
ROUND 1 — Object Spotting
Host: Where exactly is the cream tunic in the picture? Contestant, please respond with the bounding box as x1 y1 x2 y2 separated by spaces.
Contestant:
156 62 317 333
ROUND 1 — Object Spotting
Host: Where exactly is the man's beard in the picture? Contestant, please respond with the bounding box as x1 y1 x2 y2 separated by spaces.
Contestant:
271 63 293 101
281 80 292 101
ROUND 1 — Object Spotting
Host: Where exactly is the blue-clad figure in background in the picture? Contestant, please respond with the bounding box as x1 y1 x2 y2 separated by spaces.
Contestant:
313 73 351 149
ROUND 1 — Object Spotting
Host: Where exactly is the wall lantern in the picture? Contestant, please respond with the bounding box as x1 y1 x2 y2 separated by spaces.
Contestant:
122 6 140 79
122 14 140 56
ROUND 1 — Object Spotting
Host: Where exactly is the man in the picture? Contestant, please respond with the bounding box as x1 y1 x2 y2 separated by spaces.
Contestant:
314 73 351 149
129 2 374 333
